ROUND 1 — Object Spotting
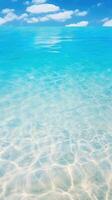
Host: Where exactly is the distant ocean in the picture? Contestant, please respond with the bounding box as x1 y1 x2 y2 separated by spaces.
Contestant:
0 27 112 200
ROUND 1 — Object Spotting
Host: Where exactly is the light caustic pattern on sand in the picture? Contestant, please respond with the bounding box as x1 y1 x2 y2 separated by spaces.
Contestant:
0 67 112 200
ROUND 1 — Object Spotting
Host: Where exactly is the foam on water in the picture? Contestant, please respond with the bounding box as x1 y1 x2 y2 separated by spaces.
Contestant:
0 27 112 200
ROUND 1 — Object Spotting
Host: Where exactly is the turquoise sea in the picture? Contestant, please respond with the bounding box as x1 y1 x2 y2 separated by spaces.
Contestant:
0 27 112 200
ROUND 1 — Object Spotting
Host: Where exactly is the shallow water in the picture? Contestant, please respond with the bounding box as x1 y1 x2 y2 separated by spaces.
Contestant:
0 27 112 200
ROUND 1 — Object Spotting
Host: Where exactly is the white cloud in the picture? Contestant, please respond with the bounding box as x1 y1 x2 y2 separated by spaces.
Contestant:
18 13 28 20
97 2 102 7
0 8 28 25
1 8 15 14
32 0 47 4
26 3 60 14
101 17 109 22
40 10 74 22
0 18 6 25
103 19 112 27
24 0 47 6
24 1 30 5
0 2 77 25
38 16 48 22
24 10 74 24
0 11 18 25
66 21 89 27
5 12 18 21
24 6 87 24
74 9 88 17
25 17 39 23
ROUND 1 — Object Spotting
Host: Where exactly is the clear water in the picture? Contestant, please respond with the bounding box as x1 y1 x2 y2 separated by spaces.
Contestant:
0 27 112 200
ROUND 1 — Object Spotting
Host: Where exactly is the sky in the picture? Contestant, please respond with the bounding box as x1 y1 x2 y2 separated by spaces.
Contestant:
0 0 112 26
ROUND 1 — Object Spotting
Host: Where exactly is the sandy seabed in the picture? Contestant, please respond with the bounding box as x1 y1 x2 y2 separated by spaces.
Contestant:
0 68 112 200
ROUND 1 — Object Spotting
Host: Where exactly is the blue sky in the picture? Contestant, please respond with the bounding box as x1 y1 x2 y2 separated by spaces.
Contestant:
0 0 112 26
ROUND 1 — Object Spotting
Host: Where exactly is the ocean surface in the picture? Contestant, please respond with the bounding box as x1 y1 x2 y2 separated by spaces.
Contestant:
0 27 112 200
